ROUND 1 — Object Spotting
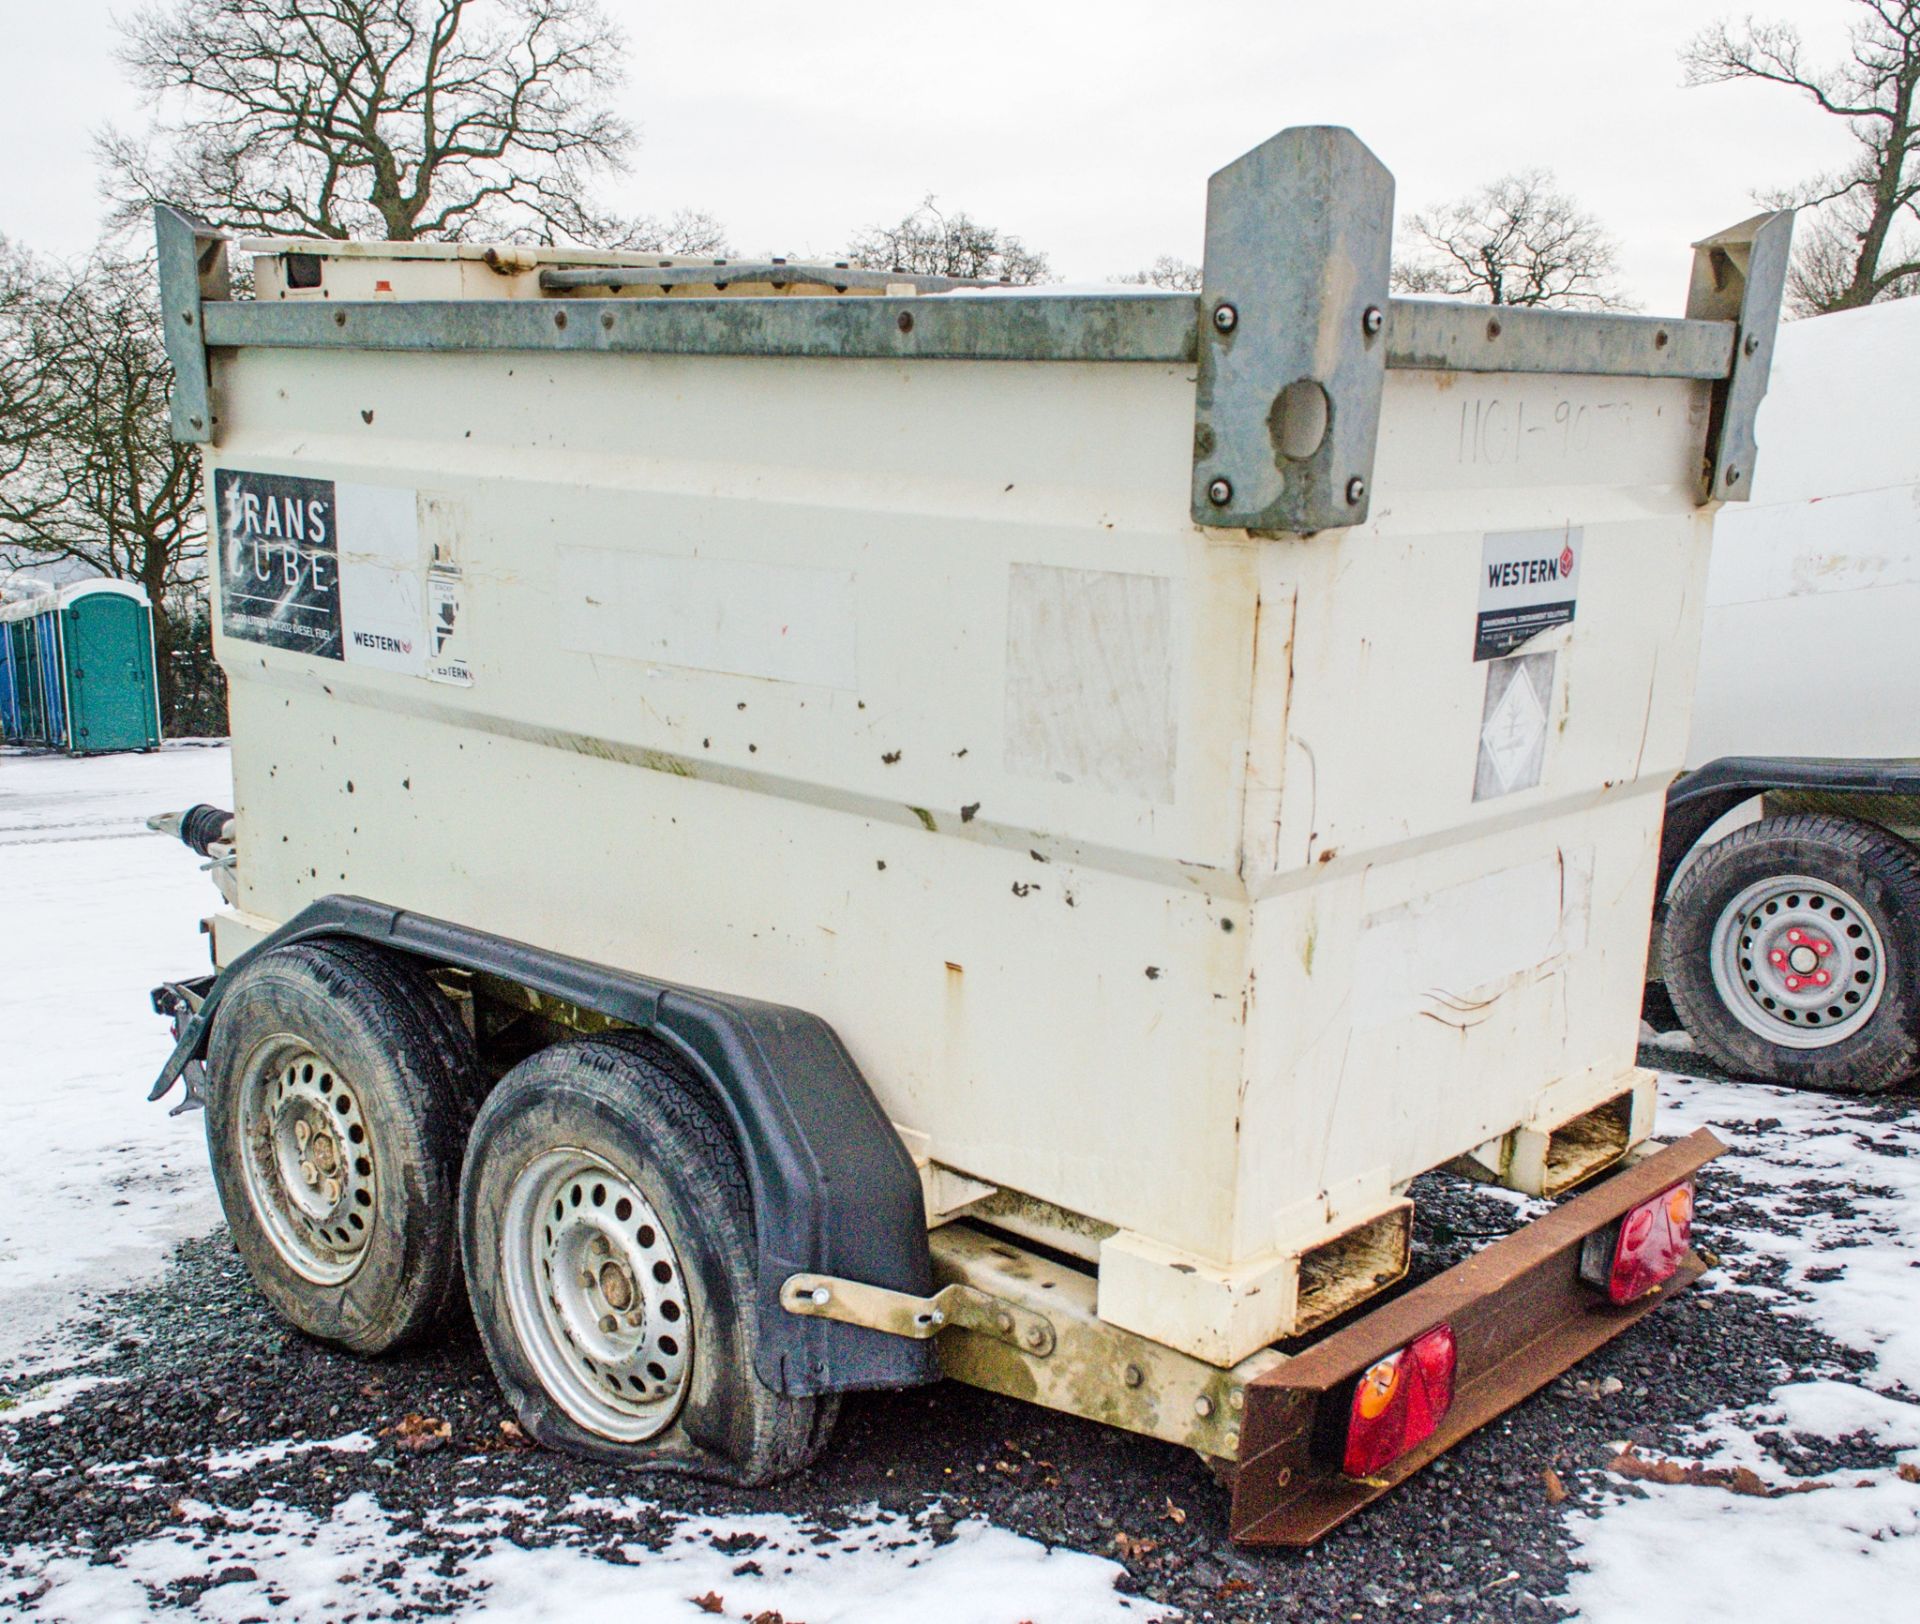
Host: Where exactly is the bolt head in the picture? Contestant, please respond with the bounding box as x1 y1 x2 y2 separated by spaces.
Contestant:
1023 1325 1047 1349
1346 476 1367 505
1206 477 1233 507
1211 302 1238 334
1123 1363 1145 1389
1745 332 1760 356
1725 466 1743 487
1361 304 1384 336
809 1285 831 1307
994 1311 1014 1333
1194 1395 1214 1418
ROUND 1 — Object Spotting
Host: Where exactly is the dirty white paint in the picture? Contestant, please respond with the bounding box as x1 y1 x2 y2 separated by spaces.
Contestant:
558 546 860 690
1003 563 1176 803
1353 847 1593 1029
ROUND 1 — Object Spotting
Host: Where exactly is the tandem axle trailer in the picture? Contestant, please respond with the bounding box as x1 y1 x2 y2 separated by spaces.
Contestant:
146 125 1785 1542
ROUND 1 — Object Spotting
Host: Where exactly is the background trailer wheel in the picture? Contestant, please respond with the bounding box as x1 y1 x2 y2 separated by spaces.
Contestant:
203 940 482 1353
1662 813 1920 1092
460 1034 838 1485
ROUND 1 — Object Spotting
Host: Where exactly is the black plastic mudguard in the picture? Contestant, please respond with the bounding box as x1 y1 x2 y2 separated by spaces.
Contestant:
148 895 937 1399
1661 756 1920 899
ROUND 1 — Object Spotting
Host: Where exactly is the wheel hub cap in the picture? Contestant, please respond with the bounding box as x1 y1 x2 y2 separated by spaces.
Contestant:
239 1045 376 1284
1710 874 1886 1049
500 1149 693 1442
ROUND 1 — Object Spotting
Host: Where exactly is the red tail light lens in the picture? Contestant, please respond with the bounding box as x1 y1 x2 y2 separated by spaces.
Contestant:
1341 1323 1457 1477
1581 1180 1694 1304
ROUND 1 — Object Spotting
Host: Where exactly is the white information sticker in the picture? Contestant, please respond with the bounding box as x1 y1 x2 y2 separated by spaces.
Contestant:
1475 527 1581 661
1474 652 1554 801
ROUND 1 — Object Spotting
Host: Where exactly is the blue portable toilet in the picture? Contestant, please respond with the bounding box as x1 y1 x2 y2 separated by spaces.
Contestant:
0 579 163 753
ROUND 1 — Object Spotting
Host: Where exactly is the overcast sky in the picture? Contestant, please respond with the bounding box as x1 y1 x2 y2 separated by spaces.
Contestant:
0 0 1863 311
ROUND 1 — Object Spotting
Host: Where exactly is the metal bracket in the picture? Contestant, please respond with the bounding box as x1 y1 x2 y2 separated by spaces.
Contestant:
1686 210 1794 502
1192 126 1395 534
154 205 231 445
781 1271 1056 1357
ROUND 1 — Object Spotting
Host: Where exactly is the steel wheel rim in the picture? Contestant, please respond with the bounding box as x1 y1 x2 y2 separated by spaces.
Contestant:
1709 872 1887 1049
238 1039 377 1284
500 1148 693 1442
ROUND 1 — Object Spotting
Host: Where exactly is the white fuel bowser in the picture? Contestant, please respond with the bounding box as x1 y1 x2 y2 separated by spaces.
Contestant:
145 126 1790 1542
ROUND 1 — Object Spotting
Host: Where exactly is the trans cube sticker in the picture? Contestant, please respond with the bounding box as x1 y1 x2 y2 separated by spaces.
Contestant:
216 469 341 658
1475 527 1581 661
216 470 436 677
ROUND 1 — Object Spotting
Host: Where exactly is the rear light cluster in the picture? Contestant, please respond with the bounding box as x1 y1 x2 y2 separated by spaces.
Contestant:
1580 1179 1695 1304
1341 1324 1457 1477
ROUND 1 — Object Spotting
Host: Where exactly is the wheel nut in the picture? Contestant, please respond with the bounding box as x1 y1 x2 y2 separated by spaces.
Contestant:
323 1178 341 1205
579 1270 597 1290
625 1310 644 1327
294 1120 311 1149
300 1161 319 1187
589 1234 610 1258
598 1314 617 1334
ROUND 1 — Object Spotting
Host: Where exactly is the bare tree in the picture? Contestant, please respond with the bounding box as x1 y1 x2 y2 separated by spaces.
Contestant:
0 249 215 731
1684 2 1919 312
100 0 723 252
1392 170 1633 309
1113 255 1202 291
846 198 1050 284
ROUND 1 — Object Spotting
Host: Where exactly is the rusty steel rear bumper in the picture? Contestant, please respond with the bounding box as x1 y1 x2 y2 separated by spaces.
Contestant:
1230 1128 1725 1545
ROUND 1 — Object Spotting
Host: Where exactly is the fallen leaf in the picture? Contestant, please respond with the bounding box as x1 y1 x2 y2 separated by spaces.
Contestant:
1218 1578 1253 1598
1112 1531 1158 1561
1607 1446 1821 1499
385 1413 453 1455
690 1596 724 1617
1899 1463 1920 1485
1543 1467 1569 1505
1163 1497 1187 1525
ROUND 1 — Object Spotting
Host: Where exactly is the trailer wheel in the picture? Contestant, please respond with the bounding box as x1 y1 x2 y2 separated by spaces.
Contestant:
204 940 481 1352
1663 814 1920 1092
460 1034 836 1485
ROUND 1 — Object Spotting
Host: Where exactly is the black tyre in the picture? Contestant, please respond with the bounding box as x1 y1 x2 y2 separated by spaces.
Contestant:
204 940 481 1353
1663 814 1920 1092
460 1033 836 1485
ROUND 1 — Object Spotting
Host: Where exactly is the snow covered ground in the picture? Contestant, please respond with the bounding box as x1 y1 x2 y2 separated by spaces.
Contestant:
0 744 230 1371
3 745 1918 1621
1562 1076 1920 1620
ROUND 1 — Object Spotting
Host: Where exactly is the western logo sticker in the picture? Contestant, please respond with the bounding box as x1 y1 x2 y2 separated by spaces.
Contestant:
1475 527 1581 661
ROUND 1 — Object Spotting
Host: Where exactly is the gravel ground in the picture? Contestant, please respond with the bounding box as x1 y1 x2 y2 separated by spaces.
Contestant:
5 1042 1910 1623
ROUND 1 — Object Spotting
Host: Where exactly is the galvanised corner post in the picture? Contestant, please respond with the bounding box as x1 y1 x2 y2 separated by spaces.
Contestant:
1686 209 1795 504
154 204 230 446
1191 126 1396 534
